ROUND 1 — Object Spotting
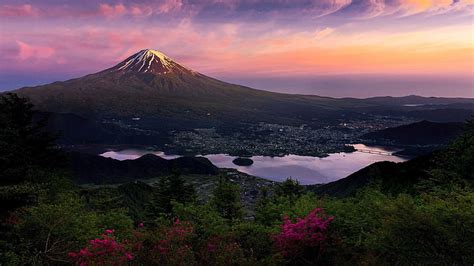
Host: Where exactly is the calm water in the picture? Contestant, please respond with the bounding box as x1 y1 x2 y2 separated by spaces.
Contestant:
100 144 406 185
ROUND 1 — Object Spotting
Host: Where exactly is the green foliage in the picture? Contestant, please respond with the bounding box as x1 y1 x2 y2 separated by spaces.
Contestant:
322 187 474 264
232 222 276 262
275 178 305 201
12 193 101 264
442 119 474 181
145 172 196 225
172 201 229 237
210 178 243 222
98 210 134 239
1 98 473 265
370 190 474 264
256 187 318 226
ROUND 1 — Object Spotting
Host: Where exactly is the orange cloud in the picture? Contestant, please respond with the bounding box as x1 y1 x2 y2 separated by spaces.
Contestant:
400 0 454 15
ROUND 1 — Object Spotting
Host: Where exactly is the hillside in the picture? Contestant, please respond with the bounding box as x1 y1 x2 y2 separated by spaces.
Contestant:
35 112 169 145
362 120 464 145
311 123 473 197
13 49 355 130
309 155 434 197
11 49 474 132
68 152 218 184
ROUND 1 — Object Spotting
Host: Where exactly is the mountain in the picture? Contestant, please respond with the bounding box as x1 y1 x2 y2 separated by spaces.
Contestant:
11 49 474 131
362 120 464 145
13 49 354 129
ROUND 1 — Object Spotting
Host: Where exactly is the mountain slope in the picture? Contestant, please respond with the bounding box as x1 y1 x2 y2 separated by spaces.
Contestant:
11 49 474 130
362 120 464 145
309 156 433 197
14 49 353 128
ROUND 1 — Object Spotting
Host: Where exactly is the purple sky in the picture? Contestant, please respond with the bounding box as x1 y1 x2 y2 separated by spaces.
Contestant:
0 0 473 97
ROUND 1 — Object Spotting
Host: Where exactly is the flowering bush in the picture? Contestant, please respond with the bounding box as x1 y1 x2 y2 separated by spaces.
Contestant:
68 229 134 266
274 208 334 260
146 219 196 265
198 235 247 265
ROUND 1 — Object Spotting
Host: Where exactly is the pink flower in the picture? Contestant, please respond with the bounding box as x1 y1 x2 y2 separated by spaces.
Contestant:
69 229 135 265
125 252 134 260
138 222 144 228
274 208 333 258
68 252 77 258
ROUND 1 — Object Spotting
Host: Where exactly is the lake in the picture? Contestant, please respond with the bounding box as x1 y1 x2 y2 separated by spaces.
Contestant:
100 144 407 185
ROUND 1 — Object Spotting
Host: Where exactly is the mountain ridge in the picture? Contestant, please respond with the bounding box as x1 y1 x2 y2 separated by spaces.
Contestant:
9 49 474 130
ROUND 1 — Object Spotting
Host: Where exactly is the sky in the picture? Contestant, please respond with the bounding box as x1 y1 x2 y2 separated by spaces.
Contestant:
0 0 473 97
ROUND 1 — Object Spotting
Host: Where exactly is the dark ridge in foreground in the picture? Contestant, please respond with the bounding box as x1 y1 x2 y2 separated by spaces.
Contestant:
68 152 218 184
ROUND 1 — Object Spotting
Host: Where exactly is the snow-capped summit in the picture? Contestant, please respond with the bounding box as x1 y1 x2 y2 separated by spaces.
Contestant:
112 49 185 74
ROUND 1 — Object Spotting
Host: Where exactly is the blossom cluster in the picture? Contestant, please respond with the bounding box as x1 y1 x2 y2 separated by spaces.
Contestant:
68 229 133 265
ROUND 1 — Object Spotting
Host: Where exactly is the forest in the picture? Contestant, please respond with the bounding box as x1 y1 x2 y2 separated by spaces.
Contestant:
1 93 473 265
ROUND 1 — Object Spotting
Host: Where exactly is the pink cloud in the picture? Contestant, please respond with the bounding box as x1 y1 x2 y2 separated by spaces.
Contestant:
155 0 183 13
0 1 182 20
16 41 55 60
0 4 37 17
0 1 472 81
98 4 126 18
127 0 183 17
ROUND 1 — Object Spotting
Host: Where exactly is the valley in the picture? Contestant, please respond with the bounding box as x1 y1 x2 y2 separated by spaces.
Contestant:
2 0 474 263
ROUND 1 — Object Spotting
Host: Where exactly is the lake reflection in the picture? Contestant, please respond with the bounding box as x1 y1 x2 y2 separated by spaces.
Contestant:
100 144 406 185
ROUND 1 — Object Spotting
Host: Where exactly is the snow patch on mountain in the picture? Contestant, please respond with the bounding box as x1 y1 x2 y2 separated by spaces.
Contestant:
115 49 179 74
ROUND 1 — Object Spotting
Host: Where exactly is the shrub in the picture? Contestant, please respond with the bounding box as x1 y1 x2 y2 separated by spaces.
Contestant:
141 219 196 265
15 194 100 264
198 235 247 265
68 229 134 265
274 207 333 263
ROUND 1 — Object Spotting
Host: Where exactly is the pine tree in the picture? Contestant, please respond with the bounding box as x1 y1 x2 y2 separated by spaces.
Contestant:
275 178 305 202
145 168 196 224
210 177 243 222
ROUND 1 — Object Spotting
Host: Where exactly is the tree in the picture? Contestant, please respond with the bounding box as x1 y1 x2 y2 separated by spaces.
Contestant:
210 178 243 222
145 169 196 223
0 93 60 185
275 178 305 202
0 94 71 264
447 119 474 180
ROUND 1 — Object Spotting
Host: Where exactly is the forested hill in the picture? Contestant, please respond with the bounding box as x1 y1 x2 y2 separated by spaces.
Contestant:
311 122 473 197
362 120 464 145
